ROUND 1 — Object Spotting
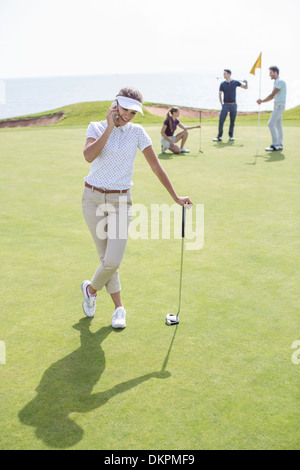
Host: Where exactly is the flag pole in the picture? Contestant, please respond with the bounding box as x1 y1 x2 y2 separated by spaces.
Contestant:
257 53 262 154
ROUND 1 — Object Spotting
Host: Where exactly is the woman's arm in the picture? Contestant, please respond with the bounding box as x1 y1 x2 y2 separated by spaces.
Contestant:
83 106 117 163
143 145 193 206
83 128 112 163
177 122 201 131
161 124 174 144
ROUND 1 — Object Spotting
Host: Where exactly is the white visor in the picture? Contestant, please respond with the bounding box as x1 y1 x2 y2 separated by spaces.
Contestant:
116 96 144 115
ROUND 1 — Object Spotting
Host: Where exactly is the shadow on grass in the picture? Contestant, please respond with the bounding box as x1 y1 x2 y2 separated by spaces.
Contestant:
264 151 285 163
158 152 175 160
246 154 265 165
212 141 245 149
161 324 178 372
19 318 171 449
158 152 197 160
246 151 286 165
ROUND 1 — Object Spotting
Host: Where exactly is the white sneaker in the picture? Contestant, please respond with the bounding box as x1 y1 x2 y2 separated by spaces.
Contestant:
265 146 275 151
81 280 97 318
181 147 190 153
213 137 222 142
229 137 235 141
112 306 126 329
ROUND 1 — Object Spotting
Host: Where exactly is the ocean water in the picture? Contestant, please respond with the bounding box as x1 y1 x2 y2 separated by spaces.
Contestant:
0 72 298 120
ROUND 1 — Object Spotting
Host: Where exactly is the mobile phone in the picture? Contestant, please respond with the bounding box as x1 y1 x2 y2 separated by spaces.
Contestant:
111 101 119 119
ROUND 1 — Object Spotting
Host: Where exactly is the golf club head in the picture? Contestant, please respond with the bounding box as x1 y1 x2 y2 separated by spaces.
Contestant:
166 314 179 326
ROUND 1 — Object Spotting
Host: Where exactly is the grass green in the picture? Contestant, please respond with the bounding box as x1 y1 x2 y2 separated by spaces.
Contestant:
1 101 299 127
0 105 299 450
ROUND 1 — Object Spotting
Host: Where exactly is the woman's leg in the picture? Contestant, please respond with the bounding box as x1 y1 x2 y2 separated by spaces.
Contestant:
175 130 188 149
161 136 170 152
89 283 123 309
110 291 123 309
82 187 108 293
82 189 130 294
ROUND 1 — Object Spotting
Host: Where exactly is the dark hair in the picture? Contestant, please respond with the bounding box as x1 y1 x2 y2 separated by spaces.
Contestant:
117 87 143 103
166 107 179 131
224 69 232 75
269 66 279 75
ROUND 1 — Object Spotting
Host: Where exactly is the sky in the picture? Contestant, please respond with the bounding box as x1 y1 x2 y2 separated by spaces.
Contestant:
0 0 299 81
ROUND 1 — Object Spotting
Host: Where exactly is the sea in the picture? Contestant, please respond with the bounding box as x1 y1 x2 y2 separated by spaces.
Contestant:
0 71 298 120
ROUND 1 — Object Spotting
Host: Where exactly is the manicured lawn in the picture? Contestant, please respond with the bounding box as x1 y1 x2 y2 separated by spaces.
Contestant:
0 121 299 449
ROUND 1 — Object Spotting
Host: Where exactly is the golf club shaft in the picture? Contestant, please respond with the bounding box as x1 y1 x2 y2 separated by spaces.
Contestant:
199 110 203 153
177 206 186 316
199 110 201 149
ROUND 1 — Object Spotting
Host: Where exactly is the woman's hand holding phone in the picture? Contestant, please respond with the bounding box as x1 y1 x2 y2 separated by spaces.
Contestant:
107 101 119 127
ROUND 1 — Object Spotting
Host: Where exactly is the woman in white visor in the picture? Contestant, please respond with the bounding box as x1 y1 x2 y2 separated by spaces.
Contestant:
81 87 193 328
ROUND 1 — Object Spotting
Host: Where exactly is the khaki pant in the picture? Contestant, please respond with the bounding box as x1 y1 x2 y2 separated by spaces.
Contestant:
82 186 132 293
268 102 285 147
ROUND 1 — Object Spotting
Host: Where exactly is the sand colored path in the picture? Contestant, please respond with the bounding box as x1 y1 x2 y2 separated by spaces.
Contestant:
144 104 259 119
0 112 65 128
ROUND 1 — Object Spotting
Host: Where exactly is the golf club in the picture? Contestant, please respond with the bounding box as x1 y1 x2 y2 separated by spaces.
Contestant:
217 77 246 83
199 110 204 153
166 205 186 326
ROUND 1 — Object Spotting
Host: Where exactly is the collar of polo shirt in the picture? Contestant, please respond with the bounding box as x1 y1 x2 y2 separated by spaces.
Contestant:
116 96 144 115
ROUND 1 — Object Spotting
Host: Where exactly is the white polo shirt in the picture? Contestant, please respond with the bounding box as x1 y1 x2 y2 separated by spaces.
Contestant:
274 77 287 104
84 121 152 190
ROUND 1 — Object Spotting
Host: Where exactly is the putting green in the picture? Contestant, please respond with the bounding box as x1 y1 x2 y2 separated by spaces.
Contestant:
0 121 299 450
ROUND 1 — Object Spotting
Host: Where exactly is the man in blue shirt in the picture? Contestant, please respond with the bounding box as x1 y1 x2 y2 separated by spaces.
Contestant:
213 69 248 142
257 66 286 151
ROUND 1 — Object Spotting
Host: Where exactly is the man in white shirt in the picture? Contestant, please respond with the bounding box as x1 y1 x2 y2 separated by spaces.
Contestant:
257 66 287 151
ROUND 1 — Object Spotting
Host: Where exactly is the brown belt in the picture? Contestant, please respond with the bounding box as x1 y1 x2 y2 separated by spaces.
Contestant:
85 182 129 194
224 102 236 105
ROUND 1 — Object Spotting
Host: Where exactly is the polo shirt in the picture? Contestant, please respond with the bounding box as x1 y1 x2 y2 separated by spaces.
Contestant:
85 121 152 190
163 118 180 136
219 80 242 103
274 77 287 104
